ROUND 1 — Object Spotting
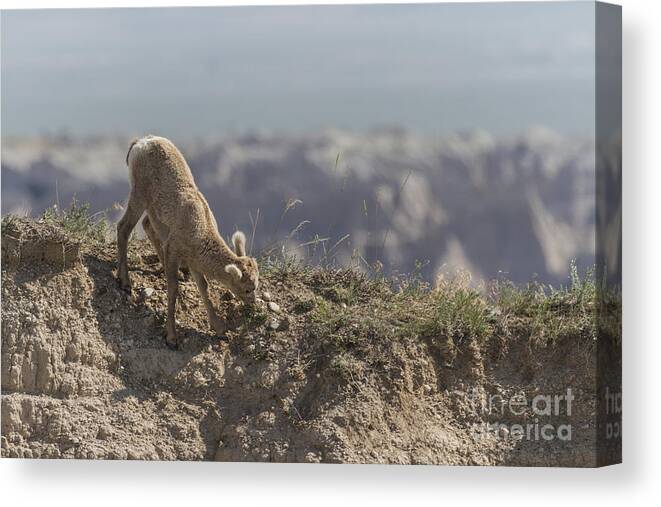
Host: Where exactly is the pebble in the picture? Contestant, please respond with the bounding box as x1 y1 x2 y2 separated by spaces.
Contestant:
267 301 281 313
262 291 272 302
304 452 321 463
141 287 155 298
268 318 280 330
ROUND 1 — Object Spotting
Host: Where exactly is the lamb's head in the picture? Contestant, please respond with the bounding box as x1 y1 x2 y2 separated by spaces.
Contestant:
224 231 259 304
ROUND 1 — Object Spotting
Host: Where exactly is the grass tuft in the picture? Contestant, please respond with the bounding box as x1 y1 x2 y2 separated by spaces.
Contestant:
491 261 597 347
1 214 19 236
40 198 109 245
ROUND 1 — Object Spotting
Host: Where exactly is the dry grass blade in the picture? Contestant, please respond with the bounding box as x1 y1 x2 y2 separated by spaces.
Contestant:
248 208 260 255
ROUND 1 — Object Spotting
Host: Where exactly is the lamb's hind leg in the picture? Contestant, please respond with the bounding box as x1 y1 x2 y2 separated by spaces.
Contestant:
144 213 189 278
117 191 145 292
163 240 181 349
192 270 227 337
142 214 164 265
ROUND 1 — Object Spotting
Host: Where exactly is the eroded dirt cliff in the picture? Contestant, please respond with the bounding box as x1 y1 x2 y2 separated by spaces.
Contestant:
1 218 600 465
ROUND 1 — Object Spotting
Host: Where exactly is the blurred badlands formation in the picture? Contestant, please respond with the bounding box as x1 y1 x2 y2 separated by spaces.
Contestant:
1 127 596 284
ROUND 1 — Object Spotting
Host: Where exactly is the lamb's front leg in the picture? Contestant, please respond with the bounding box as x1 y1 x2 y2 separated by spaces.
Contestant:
192 270 227 337
163 248 181 350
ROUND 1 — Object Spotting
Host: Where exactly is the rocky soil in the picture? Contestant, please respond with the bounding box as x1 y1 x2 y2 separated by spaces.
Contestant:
1 218 600 465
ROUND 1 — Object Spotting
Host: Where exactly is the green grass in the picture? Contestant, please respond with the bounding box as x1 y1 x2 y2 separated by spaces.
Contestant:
416 276 491 344
258 252 306 281
492 261 598 347
298 259 618 389
241 303 269 328
40 198 109 245
292 297 316 314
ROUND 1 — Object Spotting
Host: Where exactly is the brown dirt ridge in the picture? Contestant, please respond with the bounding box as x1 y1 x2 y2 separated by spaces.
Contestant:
1 217 599 465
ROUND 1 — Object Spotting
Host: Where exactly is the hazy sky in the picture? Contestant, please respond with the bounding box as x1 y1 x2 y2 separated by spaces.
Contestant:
1 2 595 138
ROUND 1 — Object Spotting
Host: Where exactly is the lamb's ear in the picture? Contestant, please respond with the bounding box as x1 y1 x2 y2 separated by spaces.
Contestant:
225 264 243 281
232 231 247 257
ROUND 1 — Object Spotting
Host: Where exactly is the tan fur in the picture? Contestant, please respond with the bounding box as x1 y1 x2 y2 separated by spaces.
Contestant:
117 135 259 348
125 138 139 166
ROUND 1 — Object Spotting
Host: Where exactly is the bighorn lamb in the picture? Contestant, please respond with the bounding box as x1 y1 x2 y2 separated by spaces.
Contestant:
118 135 259 349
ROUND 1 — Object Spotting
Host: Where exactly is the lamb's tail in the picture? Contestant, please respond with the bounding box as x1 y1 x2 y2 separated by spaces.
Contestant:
125 138 139 166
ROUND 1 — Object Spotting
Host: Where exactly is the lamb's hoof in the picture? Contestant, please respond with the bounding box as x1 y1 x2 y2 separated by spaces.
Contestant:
165 339 179 351
117 278 132 295
163 331 179 350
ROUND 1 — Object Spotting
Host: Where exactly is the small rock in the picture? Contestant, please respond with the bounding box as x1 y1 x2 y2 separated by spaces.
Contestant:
341 302 347 309
268 318 280 330
304 452 321 463
423 384 433 395
141 287 155 298
262 291 272 302
267 301 281 313
127 450 141 460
